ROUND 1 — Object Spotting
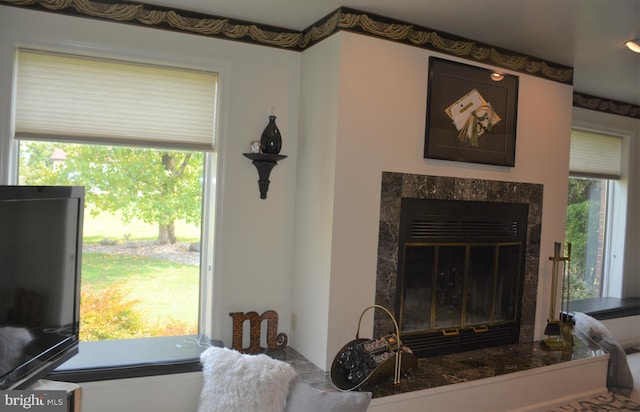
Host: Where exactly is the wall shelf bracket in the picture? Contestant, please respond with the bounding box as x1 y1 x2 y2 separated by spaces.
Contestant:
243 153 287 199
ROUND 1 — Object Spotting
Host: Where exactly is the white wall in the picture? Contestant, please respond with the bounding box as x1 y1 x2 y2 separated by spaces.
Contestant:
79 373 203 412
602 315 640 348
294 31 574 370
290 34 341 368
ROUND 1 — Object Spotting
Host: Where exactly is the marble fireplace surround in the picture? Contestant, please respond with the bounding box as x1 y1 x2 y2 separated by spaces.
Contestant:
374 172 543 345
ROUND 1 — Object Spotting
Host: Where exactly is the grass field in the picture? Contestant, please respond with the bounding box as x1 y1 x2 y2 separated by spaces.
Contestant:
83 209 200 243
82 253 199 326
80 211 200 337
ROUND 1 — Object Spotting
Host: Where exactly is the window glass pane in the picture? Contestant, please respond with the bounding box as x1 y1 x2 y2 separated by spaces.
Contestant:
565 177 607 300
18 141 203 341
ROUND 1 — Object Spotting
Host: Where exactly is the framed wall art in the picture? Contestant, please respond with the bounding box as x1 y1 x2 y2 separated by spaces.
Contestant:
424 57 519 167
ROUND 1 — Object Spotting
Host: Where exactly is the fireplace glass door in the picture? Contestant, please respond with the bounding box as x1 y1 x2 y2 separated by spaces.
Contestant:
400 242 522 335
395 198 528 357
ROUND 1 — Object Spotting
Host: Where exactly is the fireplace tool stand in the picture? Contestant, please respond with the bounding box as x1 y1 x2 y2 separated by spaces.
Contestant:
542 242 573 351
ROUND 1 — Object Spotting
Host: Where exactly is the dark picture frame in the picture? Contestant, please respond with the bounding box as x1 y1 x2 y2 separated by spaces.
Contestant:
424 57 519 167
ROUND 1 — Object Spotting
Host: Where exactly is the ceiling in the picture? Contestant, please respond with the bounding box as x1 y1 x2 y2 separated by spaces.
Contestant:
142 0 640 107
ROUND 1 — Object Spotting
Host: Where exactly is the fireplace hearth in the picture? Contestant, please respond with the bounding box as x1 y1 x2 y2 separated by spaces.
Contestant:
375 172 543 357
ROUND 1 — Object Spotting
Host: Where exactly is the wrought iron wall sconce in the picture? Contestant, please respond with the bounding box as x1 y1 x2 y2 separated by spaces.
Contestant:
243 113 287 199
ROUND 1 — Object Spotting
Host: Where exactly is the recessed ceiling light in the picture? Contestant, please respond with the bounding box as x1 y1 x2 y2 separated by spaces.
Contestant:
624 39 640 53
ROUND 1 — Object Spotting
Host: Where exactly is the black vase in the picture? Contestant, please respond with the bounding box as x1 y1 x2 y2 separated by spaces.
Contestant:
260 115 282 154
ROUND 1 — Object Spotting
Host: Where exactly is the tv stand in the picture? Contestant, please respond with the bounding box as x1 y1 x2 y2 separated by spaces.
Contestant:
30 379 81 412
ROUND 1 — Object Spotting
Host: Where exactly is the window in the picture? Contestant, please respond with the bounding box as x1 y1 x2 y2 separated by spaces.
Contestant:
12 49 218 369
566 177 608 299
566 129 624 301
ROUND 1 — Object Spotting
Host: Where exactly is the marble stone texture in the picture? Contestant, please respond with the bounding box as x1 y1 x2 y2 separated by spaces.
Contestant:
358 332 601 398
270 331 606 401
374 172 544 344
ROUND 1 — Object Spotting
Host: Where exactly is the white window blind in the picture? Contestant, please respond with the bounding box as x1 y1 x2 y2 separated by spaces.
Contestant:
15 49 218 150
569 129 623 179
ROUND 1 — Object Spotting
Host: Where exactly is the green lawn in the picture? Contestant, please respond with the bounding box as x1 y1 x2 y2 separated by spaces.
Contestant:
82 253 199 326
83 209 200 243
80 211 200 337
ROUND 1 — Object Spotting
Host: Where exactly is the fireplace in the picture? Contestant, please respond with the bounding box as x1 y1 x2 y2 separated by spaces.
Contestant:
397 197 528 356
375 172 543 357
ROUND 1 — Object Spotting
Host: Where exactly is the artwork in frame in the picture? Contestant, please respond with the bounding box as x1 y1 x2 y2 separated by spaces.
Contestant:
424 57 519 167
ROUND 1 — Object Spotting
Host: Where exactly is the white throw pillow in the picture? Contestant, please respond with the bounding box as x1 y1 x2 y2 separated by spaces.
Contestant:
198 346 297 412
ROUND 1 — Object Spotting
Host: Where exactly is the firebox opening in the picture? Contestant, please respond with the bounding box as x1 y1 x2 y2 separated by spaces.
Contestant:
397 198 529 357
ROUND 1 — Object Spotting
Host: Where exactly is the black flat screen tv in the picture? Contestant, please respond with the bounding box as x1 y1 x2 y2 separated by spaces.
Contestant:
0 186 84 389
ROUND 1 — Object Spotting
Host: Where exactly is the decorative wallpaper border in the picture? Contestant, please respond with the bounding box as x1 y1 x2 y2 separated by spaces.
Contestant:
573 92 639 120
0 0 572 82
328 7 574 84
1 0 304 49
2 0 638 119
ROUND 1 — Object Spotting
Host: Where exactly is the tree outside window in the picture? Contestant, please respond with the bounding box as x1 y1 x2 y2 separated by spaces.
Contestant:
565 177 608 300
19 141 203 341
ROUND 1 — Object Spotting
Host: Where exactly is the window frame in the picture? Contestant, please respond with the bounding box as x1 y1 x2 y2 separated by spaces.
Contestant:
568 125 629 303
5 47 224 380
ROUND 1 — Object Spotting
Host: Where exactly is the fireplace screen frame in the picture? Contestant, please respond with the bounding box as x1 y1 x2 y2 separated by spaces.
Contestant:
399 241 524 333
395 197 529 357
